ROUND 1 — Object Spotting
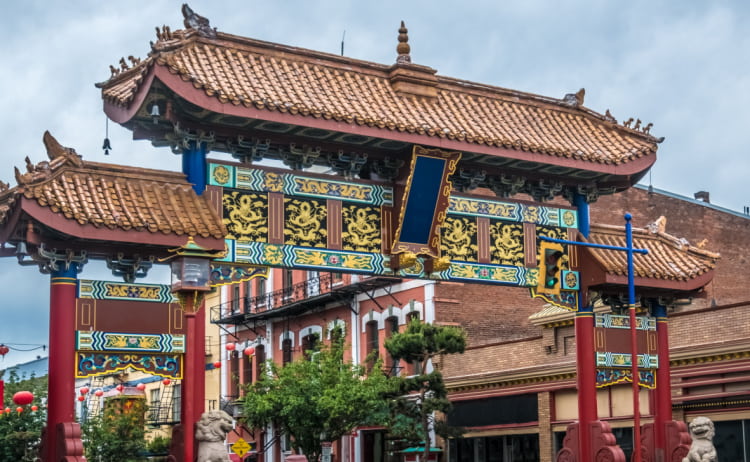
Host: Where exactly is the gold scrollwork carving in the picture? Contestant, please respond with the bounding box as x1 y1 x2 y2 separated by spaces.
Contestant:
223 191 268 242
440 216 478 262
284 198 328 247
490 221 524 266
342 204 381 252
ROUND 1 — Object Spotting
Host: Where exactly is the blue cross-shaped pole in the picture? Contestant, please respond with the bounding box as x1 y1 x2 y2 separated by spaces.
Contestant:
540 213 648 462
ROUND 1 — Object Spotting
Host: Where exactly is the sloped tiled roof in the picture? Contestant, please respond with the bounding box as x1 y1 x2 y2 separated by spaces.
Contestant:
0 132 226 240
584 220 719 282
98 23 660 167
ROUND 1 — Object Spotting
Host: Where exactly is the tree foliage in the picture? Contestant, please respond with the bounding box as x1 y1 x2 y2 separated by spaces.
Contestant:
82 396 147 461
239 331 394 462
0 369 47 461
384 318 466 459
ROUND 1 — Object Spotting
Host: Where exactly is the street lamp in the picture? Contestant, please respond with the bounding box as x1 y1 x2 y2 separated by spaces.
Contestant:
165 237 223 311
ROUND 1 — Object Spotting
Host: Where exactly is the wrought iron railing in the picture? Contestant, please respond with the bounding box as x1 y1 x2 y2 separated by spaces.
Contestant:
211 272 341 322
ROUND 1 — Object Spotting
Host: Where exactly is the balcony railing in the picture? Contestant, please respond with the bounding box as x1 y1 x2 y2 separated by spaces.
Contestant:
211 273 402 325
211 273 338 322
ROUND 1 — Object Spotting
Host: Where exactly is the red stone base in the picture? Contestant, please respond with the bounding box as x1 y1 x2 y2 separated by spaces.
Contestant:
57 422 87 461
639 422 691 462
556 421 626 462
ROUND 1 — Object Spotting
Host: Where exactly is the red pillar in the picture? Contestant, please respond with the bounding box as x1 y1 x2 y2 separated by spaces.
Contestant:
575 303 597 462
45 264 79 462
654 303 672 460
180 294 207 462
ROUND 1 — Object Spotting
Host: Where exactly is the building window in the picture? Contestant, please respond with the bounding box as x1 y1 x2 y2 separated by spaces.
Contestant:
385 316 400 376
302 333 320 360
332 271 343 283
232 285 240 314
229 350 240 399
283 269 294 299
172 384 181 422
149 389 160 421
366 321 379 369
254 344 266 382
257 277 267 306
282 338 293 365
405 312 422 375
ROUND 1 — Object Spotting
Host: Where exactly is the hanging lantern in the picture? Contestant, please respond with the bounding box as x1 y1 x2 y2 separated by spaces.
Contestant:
225 343 236 351
0 345 9 358
77 396 85 402
12 391 33 406
31 405 38 412
116 384 124 392
213 361 222 368
162 378 172 386
94 390 104 397
79 387 90 395
136 383 146 391
244 346 255 357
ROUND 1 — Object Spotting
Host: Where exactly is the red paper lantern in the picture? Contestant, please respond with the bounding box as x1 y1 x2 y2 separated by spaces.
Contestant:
244 346 255 356
16 407 23 413
94 390 104 397
213 361 222 368
162 378 171 386
79 386 90 395
77 396 85 402
225 343 236 351
31 405 38 412
136 383 146 391
0 345 8 357
116 384 124 392
12 391 33 406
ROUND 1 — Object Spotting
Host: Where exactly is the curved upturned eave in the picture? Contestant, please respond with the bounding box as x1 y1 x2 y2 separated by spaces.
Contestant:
18 198 226 252
102 65 657 178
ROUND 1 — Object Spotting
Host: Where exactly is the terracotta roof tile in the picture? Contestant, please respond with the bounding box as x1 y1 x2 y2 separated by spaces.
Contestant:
0 132 226 240
99 29 658 165
585 221 719 282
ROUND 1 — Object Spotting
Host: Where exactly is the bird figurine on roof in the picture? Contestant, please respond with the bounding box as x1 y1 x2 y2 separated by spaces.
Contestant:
182 4 216 38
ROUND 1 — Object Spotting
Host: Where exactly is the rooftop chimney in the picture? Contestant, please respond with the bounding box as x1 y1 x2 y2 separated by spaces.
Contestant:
694 191 710 203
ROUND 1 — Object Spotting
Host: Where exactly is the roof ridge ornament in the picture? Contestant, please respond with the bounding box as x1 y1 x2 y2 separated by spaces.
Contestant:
562 88 585 108
182 3 216 38
396 20 411 64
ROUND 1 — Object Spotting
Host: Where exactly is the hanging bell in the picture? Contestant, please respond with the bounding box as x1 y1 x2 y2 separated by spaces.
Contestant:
102 138 112 155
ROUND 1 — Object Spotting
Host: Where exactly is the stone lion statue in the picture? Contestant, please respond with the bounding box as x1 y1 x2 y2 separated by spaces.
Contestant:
683 416 717 462
196 410 234 462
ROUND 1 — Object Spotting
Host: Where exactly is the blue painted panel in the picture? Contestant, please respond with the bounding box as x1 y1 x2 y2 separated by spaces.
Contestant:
399 156 446 244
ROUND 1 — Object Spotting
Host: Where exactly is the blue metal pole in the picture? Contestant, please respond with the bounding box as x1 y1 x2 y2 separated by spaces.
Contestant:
625 212 642 462
183 141 207 195
574 193 590 238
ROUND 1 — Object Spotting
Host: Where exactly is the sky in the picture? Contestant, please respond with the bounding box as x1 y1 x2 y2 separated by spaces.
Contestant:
0 1 748 368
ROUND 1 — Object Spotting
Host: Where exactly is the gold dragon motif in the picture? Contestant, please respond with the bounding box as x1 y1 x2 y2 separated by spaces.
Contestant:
223 191 268 242
342 205 381 252
490 222 524 266
284 198 328 247
440 216 478 262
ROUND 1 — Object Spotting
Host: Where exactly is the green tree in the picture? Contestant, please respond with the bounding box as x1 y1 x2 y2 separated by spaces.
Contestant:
240 330 393 462
385 318 466 460
82 396 147 461
0 369 47 461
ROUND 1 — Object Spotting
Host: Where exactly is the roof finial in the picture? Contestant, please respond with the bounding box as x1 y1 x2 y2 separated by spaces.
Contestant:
396 20 411 64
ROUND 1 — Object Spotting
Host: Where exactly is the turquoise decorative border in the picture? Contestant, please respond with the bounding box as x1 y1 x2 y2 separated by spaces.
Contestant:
77 331 185 353
78 280 176 303
448 196 578 227
209 163 393 206
596 352 659 369
595 313 656 331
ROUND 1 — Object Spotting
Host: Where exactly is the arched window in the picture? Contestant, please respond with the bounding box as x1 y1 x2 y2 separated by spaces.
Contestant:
384 316 400 376
365 320 379 370
301 332 320 360
282 338 293 365
254 344 266 381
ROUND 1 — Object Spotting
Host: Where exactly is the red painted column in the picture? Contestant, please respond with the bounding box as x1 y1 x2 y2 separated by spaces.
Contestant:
576 302 597 462
181 294 207 462
653 303 671 460
45 264 79 462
